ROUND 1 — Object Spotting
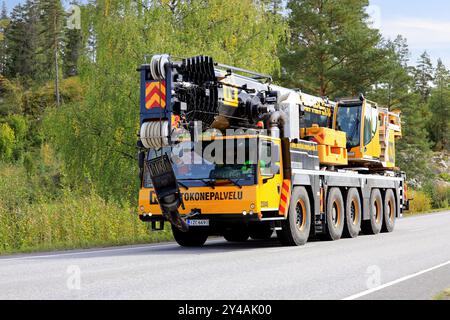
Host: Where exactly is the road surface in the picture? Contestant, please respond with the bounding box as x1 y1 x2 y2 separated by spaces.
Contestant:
0 212 449 300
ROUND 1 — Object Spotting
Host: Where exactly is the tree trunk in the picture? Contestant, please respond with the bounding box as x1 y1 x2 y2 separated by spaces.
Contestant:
54 13 60 107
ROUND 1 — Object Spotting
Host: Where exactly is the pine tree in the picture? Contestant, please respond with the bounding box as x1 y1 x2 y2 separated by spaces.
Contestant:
281 0 388 97
428 59 450 150
63 1 82 77
38 0 66 106
5 1 40 80
0 1 8 75
413 51 434 103
368 36 432 182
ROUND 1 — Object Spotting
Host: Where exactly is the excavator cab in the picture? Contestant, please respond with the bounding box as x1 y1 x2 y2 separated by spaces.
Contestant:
334 96 381 165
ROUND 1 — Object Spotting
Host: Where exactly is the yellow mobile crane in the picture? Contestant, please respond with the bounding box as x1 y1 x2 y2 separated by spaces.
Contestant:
137 55 409 247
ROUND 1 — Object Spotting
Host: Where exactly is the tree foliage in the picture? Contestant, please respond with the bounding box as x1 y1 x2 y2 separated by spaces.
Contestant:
0 0 448 198
428 59 450 150
44 0 287 199
281 0 388 97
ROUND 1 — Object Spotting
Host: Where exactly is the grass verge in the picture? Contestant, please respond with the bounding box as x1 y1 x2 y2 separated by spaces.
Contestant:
0 193 172 255
404 207 450 217
434 288 450 300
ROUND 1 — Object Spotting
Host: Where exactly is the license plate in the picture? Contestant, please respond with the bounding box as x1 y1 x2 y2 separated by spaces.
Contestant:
187 219 210 227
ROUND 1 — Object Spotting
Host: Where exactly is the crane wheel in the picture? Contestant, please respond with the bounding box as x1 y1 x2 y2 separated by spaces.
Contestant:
223 225 250 242
382 189 396 233
172 225 208 247
325 188 345 241
249 223 273 240
362 189 383 235
277 187 311 246
343 188 362 238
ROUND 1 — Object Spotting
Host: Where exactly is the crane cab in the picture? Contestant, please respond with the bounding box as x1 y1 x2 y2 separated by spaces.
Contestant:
334 97 381 165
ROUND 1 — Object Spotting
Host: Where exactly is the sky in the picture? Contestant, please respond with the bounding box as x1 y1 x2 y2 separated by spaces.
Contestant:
4 0 450 67
368 0 450 67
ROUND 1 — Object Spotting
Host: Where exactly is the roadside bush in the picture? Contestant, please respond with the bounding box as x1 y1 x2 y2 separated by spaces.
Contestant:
408 190 432 214
0 158 172 255
0 190 171 254
439 172 450 183
423 183 450 209
5 114 29 160
0 123 15 161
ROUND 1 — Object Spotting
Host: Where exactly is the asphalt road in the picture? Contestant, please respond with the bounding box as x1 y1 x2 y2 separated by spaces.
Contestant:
0 212 449 300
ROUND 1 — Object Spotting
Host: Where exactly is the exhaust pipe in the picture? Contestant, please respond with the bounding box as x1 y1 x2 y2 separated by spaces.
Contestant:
269 111 287 138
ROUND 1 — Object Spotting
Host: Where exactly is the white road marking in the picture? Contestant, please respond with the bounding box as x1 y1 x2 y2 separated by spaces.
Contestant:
0 243 178 262
342 260 450 300
0 240 223 262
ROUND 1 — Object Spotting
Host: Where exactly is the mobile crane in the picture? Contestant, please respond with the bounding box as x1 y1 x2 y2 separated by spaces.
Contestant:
137 54 409 247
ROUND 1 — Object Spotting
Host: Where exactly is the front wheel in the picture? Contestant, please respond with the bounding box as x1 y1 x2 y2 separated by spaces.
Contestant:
277 186 311 246
172 225 208 247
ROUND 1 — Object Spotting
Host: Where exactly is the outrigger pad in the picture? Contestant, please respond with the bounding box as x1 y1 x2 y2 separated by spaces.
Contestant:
146 155 188 232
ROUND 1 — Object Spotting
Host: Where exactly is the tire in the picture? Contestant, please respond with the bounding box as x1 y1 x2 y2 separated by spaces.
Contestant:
362 189 383 235
343 188 362 238
249 223 273 240
172 225 208 247
223 225 249 242
325 188 345 241
277 187 311 246
382 189 396 233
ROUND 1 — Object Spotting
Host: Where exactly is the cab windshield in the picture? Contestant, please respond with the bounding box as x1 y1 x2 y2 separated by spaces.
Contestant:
336 105 362 149
144 138 258 188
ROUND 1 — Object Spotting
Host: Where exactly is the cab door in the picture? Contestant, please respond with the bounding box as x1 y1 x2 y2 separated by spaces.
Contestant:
361 102 381 160
258 138 283 212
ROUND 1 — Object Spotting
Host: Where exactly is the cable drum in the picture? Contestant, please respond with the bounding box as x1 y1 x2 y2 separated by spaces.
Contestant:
150 54 170 80
140 121 170 149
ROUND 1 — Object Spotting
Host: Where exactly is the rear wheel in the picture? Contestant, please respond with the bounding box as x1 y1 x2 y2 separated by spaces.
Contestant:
277 187 311 246
325 188 345 241
172 225 208 247
249 223 273 240
223 225 249 242
343 188 362 238
382 189 396 233
362 189 383 235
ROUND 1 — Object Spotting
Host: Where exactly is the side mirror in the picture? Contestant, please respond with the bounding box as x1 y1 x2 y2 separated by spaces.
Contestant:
271 163 280 175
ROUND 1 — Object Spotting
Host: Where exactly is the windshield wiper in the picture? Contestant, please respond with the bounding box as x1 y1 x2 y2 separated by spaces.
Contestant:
178 178 215 189
225 178 242 189
201 179 216 189
177 181 189 190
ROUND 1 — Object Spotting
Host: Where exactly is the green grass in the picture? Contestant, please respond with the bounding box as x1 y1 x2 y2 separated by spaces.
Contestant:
404 207 450 217
0 193 173 256
0 162 173 256
434 288 450 300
